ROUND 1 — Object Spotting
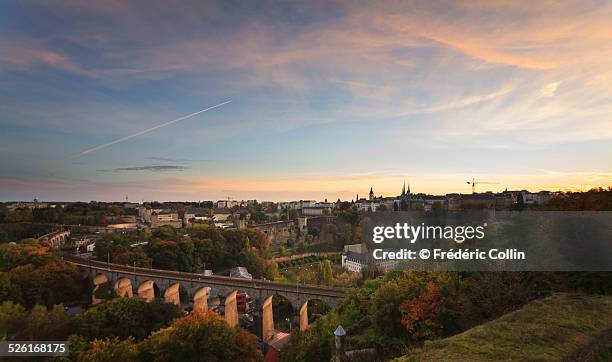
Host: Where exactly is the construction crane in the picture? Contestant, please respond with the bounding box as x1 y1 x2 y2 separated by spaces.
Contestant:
467 178 499 194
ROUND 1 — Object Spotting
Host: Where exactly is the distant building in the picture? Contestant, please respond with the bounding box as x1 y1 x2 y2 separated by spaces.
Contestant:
264 332 292 362
302 206 329 216
278 200 316 210
150 210 181 228
445 193 495 210
107 215 137 224
213 209 232 221
341 244 398 273
495 192 514 209
236 292 253 313
216 200 240 209
422 195 447 211
355 199 380 212
72 235 97 248
6 200 50 211
249 220 295 244
138 207 153 223
522 191 552 206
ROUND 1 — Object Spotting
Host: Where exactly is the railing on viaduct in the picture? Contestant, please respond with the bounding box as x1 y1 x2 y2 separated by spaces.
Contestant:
63 255 347 340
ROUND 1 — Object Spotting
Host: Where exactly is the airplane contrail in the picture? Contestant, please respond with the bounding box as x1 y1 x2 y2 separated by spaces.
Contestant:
76 100 232 156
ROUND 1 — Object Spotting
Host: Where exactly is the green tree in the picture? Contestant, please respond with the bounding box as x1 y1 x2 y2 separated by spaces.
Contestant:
266 261 279 281
74 297 181 341
0 301 26 338
139 312 262 362
19 304 72 340
316 260 333 286
78 337 139 362
0 272 11 302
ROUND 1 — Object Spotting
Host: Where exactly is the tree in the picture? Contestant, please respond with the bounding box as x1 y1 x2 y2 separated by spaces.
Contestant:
288 209 299 221
113 249 150 267
74 298 181 342
8 264 38 307
281 311 340 362
35 262 86 307
1 242 52 271
316 260 333 286
267 261 279 281
19 304 72 340
6 261 85 308
139 312 262 362
0 301 26 338
0 272 11 302
399 281 443 340
78 337 139 362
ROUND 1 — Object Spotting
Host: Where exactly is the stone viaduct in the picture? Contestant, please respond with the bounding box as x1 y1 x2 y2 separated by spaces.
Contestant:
65 255 346 341
38 229 70 249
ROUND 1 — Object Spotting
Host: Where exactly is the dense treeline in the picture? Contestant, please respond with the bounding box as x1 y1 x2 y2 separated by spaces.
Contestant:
540 187 612 211
76 312 262 362
0 202 136 227
0 298 179 343
0 222 56 242
0 241 259 361
281 270 612 361
0 202 138 242
94 225 275 278
0 241 88 308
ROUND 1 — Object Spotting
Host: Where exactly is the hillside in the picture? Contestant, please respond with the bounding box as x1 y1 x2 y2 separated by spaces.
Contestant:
395 293 612 362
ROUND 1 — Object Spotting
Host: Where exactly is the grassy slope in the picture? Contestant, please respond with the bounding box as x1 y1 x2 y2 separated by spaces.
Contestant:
395 293 612 362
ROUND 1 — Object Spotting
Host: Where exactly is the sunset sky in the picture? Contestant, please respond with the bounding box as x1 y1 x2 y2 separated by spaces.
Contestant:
1 1 611 201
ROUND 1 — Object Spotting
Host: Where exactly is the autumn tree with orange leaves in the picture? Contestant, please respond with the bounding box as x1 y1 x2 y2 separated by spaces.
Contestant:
399 281 444 340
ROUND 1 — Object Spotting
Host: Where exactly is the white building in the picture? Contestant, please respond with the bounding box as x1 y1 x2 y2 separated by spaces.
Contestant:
355 199 381 212
150 210 181 228
341 244 398 273
216 200 240 209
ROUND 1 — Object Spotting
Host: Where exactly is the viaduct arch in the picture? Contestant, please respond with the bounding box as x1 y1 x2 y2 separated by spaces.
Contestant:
67 255 345 337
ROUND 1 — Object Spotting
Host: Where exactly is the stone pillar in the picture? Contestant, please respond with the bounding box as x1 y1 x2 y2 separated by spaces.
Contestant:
113 277 133 298
92 274 108 305
137 280 155 302
164 283 180 306
262 296 275 342
299 301 309 331
224 291 238 327
193 287 208 314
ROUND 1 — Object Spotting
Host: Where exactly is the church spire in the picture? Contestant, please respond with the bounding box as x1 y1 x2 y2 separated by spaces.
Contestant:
369 187 374 201
402 181 406 196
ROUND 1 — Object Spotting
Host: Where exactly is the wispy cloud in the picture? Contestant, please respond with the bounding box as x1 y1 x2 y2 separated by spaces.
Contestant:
145 157 212 163
401 85 515 115
1 1 612 201
96 165 190 172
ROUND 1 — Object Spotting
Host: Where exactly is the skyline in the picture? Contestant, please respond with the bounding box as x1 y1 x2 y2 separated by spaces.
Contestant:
1 1 611 201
